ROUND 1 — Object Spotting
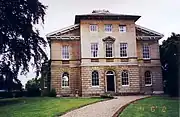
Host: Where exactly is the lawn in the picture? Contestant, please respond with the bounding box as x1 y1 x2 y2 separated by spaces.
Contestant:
0 97 103 117
119 96 179 117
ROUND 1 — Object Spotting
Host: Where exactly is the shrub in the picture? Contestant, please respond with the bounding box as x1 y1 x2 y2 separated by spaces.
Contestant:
48 89 57 97
100 93 114 99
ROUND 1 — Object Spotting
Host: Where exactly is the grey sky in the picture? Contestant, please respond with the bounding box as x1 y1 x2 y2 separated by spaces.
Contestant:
20 0 180 86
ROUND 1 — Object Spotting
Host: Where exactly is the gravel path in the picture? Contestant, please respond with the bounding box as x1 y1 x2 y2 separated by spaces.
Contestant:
60 95 148 117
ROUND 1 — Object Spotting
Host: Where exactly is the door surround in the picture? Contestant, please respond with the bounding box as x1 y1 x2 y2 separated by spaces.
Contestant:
105 70 116 93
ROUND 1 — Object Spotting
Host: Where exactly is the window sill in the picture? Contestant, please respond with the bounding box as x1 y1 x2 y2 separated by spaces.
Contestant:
105 57 114 58
61 86 70 89
105 31 112 33
119 31 126 33
90 31 98 33
92 86 100 88
62 59 70 60
120 57 128 58
143 58 151 60
145 84 152 87
122 85 129 87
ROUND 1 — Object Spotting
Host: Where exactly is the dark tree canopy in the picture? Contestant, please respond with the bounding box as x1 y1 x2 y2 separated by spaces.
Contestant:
0 0 47 91
160 33 180 97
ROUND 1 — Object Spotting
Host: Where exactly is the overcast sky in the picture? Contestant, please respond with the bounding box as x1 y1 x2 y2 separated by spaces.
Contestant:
20 0 180 86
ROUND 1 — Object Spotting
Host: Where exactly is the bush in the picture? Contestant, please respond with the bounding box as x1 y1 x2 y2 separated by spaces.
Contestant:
25 78 41 97
48 89 57 97
100 93 114 99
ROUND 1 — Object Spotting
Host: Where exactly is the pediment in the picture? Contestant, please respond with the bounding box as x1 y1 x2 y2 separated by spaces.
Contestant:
102 36 116 42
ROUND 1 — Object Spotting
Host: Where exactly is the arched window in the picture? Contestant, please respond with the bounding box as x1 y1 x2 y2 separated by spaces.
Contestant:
62 72 69 87
122 70 129 86
145 71 152 86
106 71 114 75
92 71 99 86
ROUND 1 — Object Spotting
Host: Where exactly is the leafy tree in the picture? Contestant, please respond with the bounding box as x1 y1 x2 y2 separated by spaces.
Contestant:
0 0 48 91
160 33 180 97
25 78 41 96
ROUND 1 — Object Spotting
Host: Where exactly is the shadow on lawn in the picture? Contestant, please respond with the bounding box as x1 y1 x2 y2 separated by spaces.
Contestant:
0 98 23 106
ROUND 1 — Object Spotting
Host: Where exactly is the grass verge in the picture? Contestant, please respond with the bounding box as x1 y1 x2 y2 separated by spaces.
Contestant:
0 97 104 117
119 96 179 117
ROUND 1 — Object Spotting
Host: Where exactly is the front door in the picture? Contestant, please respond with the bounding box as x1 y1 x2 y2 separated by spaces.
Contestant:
106 71 115 92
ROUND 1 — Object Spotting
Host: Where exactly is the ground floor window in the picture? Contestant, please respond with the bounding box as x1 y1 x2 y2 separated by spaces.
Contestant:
62 72 69 87
92 71 99 86
122 70 129 86
145 71 152 86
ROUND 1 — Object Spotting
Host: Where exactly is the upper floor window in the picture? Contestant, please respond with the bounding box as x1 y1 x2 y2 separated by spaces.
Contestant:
119 25 126 32
104 24 112 32
122 70 129 86
106 42 113 57
145 71 152 86
90 24 98 32
120 43 128 57
143 44 150 59
62 72 69 87
92 71 99 86
91 43 98 57
62 45 69 59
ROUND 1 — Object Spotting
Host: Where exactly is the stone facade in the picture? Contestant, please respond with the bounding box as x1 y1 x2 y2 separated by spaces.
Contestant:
46 10 164 96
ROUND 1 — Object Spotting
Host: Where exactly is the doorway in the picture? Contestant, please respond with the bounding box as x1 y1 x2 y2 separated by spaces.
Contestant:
106 71 115 92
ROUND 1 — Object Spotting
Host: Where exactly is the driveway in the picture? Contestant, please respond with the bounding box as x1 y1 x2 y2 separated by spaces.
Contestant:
60 95 148 117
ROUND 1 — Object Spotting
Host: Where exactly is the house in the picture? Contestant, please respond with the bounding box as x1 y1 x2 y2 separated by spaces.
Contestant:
46 10 164 97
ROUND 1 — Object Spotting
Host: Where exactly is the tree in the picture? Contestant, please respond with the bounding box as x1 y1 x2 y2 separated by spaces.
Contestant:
0 0 48 91
160 33 180 97
25 78 41 96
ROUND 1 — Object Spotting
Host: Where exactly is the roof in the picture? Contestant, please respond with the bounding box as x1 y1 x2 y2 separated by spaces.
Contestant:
75 10 141 24
46 24 79 37
46 23 163 40
136 25 164 37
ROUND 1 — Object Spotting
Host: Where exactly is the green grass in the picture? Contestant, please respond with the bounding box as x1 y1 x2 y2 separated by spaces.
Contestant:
119 96 179 117
0 97 103 117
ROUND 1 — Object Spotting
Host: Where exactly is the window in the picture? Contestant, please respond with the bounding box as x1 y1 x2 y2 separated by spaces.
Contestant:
104 24 112 32
44 74 48 88
145 71 152 86
122 70 129 86
62 45 69 59
90 24 98 32
120 43 127 57
62 72 69 87
91 43 98 57
106 42 113 57
119 25 126 32
143 44 150 59
92 71 99 86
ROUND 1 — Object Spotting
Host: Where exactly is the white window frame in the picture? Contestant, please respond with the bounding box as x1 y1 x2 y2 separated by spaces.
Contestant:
143 44 150 59
61 72 69 88
62 45 69 60
92 71 99 87
104 24 112 33
121 70 129 86
91 43 98 58
145 71 152 86
89 24 98 32
105 42 113 58
120 43 128 58
119 25 126 33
